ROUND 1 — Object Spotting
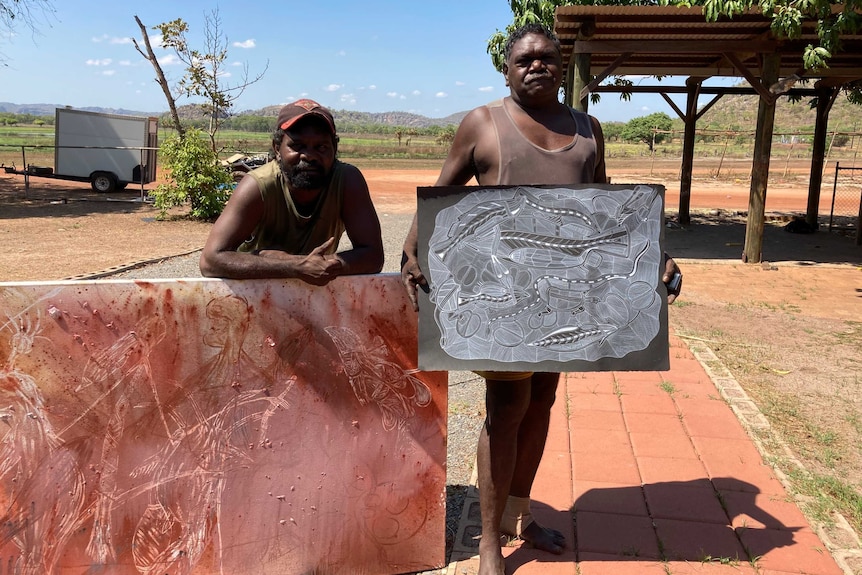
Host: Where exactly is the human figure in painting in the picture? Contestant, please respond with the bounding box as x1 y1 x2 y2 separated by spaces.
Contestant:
200 99 384 282
0 302 87 575
400 23 682 575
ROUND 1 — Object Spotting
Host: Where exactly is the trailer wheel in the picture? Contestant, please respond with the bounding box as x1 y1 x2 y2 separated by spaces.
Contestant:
91 172 118 193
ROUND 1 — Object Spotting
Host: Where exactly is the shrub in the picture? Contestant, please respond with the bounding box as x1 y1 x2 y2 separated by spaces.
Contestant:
150 128 233 220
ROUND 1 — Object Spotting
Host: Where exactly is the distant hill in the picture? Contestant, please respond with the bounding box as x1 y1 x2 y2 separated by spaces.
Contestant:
0 102 159 118
696 92 861 133
8 93 858 132
0 102 468 128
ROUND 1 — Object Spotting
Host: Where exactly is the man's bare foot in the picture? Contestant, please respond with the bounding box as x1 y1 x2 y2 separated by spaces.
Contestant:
478 537 507 575
519 520 565 554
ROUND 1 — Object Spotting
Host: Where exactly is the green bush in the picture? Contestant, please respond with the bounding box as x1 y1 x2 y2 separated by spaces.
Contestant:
151 128 233 220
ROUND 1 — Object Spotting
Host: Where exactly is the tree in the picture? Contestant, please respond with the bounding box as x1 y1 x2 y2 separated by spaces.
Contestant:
133 10 268 150
134 11 268 220
435 125 458 147
621 112 673 151
133 15 184 138
150 128 233 221
0 0 55 64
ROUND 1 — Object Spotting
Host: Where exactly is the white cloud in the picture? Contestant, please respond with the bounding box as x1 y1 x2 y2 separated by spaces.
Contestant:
479 86 494 92
640 105 650 112
324 84 342 92
455 81 466 86
286 92 310 101
340 93 356 104
336 49 347 57
92 34 130 44
85 58 112 66
368 85 376 90
412 90 421 96
233 39 256 49
101 70 116 76
118 60 132 66
158 54 180 66
387 91 399 98
435 92 448 98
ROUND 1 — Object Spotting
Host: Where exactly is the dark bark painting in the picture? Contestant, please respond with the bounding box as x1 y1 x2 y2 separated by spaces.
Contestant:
0 275 446 574
418 184 669 372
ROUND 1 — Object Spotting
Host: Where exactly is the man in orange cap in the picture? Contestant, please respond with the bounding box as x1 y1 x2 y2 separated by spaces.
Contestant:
200 99 384 283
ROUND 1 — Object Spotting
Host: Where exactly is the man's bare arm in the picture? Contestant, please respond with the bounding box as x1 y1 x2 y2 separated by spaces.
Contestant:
334 164 384 276
590 115 608 184
401 107 489 309
199 177 342 282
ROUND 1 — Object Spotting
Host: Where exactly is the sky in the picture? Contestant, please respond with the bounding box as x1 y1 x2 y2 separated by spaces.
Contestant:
0 0 740 123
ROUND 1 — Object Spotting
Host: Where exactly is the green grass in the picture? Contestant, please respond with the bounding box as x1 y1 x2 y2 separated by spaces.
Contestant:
787 468 862 533
4 118 861 174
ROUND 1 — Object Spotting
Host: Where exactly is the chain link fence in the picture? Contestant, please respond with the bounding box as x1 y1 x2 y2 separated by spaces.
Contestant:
830 162 862 244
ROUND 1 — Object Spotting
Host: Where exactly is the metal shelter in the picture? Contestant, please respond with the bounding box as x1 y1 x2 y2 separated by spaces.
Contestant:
553 5 862 262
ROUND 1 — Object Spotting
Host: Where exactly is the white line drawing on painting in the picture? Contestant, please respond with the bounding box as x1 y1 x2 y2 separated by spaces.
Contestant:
427 185 663 364
0 284 443 574
325 326 432 431
82 315 168 563
0 289 87 575
121 294 294 575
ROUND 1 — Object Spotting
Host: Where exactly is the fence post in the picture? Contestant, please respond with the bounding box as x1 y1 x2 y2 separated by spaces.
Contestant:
829 162 839 232
21 145 29 195
857 186 861 246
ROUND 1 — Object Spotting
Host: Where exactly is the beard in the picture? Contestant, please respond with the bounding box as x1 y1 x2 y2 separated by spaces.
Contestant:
282 160 328 190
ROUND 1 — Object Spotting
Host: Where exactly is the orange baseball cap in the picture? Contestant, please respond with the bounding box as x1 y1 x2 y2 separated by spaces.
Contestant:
276 99 336 134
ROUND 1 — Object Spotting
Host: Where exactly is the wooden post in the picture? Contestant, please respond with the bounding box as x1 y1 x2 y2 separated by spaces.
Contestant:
742 54 780 264
856 186 862 246
571 52 591 113
678 78 701 226
806 87 837 228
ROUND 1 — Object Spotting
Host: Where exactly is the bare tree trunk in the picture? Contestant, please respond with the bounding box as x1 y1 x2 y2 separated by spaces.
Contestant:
133 15 184 138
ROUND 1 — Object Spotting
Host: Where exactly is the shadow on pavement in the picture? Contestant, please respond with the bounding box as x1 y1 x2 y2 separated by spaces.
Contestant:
502 478 801 570
665 210 860 265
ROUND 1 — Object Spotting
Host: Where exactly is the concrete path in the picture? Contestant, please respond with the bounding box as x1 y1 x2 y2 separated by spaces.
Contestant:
445 330 854 575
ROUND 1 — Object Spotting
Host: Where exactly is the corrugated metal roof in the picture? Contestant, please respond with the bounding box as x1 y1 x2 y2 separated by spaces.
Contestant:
553 5 862 81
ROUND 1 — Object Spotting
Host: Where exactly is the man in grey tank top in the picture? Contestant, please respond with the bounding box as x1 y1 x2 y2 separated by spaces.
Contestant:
401 23 682 575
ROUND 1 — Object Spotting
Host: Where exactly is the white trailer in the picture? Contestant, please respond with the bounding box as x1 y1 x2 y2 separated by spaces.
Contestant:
4 108 159 193
52 108 159 192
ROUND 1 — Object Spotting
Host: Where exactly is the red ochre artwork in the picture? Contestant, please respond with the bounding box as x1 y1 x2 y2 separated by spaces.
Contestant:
0 275 446 575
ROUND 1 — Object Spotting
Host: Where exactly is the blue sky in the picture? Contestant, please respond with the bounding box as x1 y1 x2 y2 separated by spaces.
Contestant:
0 0 738 122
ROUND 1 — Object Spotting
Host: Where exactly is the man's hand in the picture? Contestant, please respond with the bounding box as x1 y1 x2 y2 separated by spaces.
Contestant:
259 237 344 285
299 238 344 285
401 251 427 312
662 253 682 304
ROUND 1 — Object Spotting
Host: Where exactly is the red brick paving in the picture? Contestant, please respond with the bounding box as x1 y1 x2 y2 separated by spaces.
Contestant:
446 331 846 575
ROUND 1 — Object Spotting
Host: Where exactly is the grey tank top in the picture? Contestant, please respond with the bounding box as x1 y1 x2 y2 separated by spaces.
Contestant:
486 98 598 186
